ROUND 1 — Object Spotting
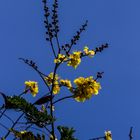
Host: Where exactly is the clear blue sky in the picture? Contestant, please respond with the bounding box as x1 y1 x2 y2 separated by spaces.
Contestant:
0 0 140 139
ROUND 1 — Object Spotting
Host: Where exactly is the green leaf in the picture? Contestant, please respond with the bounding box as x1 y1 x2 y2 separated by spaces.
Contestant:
57 126 78 140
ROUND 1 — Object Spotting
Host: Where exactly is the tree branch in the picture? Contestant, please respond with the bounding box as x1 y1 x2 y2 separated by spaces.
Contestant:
53 95 74 105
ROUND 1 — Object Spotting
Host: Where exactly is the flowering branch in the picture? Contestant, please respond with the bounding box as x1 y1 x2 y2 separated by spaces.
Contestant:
19 58 51 92
0 0 110 140
43 0 57 58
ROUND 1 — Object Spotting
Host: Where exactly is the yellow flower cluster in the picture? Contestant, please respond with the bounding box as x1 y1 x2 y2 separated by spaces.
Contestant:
45 72 59 85
67 51 81 68
60 79 72 89
105 131 112 140
54 51 81 68
54 54 67 63
45 73 60 94
53 82 60 94
54 46 95 68
73 76 101 102
83 46 95 57
25 81 39 97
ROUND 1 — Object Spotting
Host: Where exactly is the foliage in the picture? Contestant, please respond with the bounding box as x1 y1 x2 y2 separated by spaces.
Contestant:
10 129 45 140
5 95 54 127
57 126 78 140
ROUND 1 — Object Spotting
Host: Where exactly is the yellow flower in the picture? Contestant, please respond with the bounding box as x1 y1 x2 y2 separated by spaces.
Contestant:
60 79 72 89
25 81 39 97
83 46 89 54
83 46 95 57
54 54 67 63
45 73 60 94
67 51 81 68
105 131 112 140
73 76 101 102
53 81 60 94
45 72 59 85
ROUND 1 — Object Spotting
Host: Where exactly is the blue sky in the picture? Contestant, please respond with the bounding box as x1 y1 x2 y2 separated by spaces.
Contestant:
0 0 140 139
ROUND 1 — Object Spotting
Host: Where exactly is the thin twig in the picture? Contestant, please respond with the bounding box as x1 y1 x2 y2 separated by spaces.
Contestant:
0 92 7 110
53 95 74 105
43 0 57 58
18 91 27 97
43 125 52 134
4 113 24 139
0 109 6 119
19 58 51 92
56 35 61 53
129 127 133 140
17 122 27 124
52 0 61 53
50 40 57 58
89 136 105 140
0 122 9 131
37 70 51 92
0 110 14 123
50 63 58 138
